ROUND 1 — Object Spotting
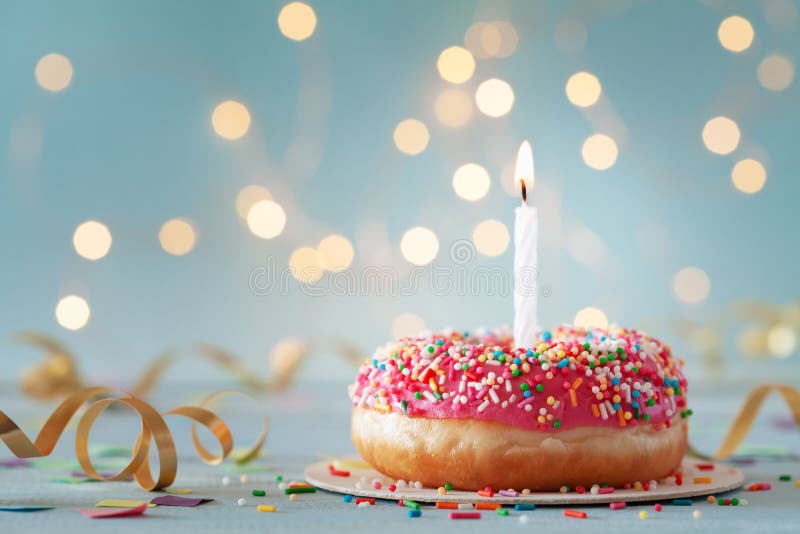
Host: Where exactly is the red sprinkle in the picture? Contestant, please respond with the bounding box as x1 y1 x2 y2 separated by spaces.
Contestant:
696 463 715 470
598 487 615 494
450 512 481 520
564 509 587 519
388 484 397 492
609 502 626 510
355 498 375 505
327 464 350 477
477 489 494 498
654 503 663 512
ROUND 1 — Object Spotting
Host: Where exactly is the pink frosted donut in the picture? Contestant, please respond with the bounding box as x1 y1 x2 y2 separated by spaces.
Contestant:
349 326 689 490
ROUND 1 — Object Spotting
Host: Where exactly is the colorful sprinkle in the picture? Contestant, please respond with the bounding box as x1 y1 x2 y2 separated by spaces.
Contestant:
609 502 626 510
563 509 587 519
256 504 276 513
496 508 509 516
515 504 536 511
449 512 481 520
672 499 693 506
284 487 316 495
407 509 421 518
251 490 265 497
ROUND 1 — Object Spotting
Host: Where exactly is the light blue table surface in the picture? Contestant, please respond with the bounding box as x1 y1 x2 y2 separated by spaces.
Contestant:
1 380 798 533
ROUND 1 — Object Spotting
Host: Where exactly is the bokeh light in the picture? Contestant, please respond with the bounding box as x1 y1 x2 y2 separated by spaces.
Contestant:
757 54 794 91
702 116 740 155
318 234 354 272
236 185 272 219
434 88 473 128
573 307 609 330
767 324 796 358
718 16 754 53
159 218 197 256
672 267 711 304
581 134 618 170
475 79 514 118
246 200 287 239
392 312 426 339
278 2 317 41
35 53 73 92
464 21 518 59
211 100 251 140
436 46 475 84
73 220 112 260
289 247 324 283
55 295 90 331
393 119 430 155
565 71 602 108
452 163 491 201
472 219 510 257
554 18 587 53
400 226 439 266
731 158 767 194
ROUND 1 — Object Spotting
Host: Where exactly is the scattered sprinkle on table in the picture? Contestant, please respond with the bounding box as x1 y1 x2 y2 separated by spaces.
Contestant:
496 508 509 516
450 512 481 520
252 489 266 496
403 500 419 510
779 474 792 481
693 510 703 519
436 502 458 509
639 511 648 520
284 486 316 495
237 498 247 506
563 509 586 519
654 503 663 512
514 504 535 511
257 504 276 513
407 509 421 518
609 502 626 510
672 499 693 506
343 495 353 503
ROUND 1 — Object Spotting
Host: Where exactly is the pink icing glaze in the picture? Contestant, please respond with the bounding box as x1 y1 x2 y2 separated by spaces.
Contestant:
348 325 689 431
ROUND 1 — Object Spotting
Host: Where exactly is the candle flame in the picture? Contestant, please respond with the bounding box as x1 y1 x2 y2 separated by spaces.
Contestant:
514 140 534 205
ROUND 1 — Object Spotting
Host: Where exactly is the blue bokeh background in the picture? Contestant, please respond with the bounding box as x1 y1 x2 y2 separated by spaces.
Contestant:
1 0 798 386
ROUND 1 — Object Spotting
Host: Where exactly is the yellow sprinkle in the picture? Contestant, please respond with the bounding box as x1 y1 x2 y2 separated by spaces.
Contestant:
639 511 648 520
257 504 277 512
437 486 447 495
546 396 555 406
165 488 193 495
693 477 712 484
795 480 800 488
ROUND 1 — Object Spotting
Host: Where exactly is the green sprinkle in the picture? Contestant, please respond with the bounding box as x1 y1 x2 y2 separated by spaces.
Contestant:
414 392 422 399
427 346 435 353
535 384 544 392
398 364 404 371
717 498 725 506
616 347 624 354
607 353 615 361
496 508 509 516
520 383 529 391
433 391 442 400
619 352 628 360
404 500 420 510
512 369 520 376
252 489 265 497
285 487 316 494
462 363 469 370
589 361 596 369
599 357 607 364
731 498 739 506
275 475 283 482
401 400 408 413
553 420 560 428
632 366 639 373
583 343 590 350
647 399 655 406
779 475 792 481
445 483 452 491
643 414 651 421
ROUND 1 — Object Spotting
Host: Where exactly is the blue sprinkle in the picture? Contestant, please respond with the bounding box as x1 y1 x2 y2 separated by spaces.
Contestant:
632 390 641 398
543 331 552 341
672 499 693 506
344 495 353 503
513 358 521 365
436 339 445 346
526 349 535 357
372 359 378 367
634 344 640 351
515 504 536 511
523 390 532 398
379 364 386 370
632 401 639 408
557 359 570 369
664 378 671 386
600 336 607 341
494 350 504 358
611 377 620 385
613 403 621 411
671 379 679 387
408 509 421 518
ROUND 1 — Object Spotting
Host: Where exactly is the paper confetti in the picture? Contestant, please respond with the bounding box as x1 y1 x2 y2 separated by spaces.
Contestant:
150 496 213 507
96 499 156 508
0 458 30 468
80 503 148 519
164 488 193 495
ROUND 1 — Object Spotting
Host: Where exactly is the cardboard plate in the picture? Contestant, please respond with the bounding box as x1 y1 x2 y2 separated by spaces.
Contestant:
304 458 743 505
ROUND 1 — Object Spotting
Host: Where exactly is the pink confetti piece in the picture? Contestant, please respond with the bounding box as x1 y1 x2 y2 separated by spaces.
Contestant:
150 495 214 507
79 503 148 519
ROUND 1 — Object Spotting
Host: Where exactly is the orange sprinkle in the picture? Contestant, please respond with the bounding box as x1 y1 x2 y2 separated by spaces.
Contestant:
617 409 627 426
288 482 312 488
693 477 712 484
475 503 500 510
591 404 600 418
569 389 578 407
571 377 583 390
436 502 458 509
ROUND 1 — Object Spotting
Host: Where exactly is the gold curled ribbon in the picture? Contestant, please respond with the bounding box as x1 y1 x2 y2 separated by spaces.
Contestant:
14 332 364 401
689 383 800 460
0 386 267 490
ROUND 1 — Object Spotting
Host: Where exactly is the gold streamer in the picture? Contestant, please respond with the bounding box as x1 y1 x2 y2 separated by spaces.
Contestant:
689 383 800 461
14 332 364 402
0 386 266 490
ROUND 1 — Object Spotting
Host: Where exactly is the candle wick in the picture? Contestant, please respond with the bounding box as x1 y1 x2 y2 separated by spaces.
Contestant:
520 179 527 205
